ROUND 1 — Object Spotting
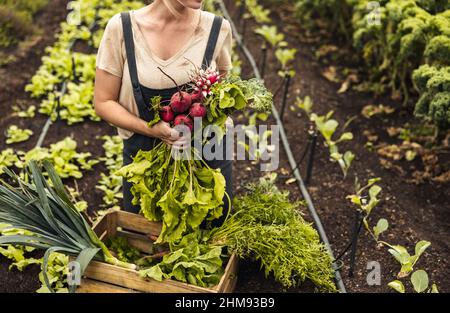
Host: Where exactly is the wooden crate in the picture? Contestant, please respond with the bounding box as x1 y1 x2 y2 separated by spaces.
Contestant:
76 210 238 293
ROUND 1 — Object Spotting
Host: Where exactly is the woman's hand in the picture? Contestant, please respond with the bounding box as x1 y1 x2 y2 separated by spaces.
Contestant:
147 121 189 148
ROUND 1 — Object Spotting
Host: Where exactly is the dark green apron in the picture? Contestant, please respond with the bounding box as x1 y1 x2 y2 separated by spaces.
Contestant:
120 12 232 226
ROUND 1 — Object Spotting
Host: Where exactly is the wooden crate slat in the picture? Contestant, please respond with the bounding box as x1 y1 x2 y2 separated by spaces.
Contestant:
217 254 239 293
91 214 108 238
116 229 154 255
84 260 215 293
77 278 138 293
116 211 161 235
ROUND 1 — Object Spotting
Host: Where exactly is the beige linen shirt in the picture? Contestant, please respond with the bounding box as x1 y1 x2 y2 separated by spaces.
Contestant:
96 10 233 139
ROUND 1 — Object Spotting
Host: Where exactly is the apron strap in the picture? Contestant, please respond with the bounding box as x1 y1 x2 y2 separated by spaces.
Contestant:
202 15 223 70
121 12 152 121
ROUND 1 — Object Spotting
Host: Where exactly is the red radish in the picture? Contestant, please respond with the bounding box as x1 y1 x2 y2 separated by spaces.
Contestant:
174 114 193 132
189 103 206 118
207 71 220 84
160 106 174 122
170 91 192 113
191 90 203 103
157 67 192 113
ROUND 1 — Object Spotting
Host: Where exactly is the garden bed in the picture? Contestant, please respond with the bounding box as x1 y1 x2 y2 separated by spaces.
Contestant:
0 0 448 293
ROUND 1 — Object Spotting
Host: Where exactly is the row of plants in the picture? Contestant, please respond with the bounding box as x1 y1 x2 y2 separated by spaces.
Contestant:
26 0 143 124
238 0 440 292
292 0 450 133
295 66 439 293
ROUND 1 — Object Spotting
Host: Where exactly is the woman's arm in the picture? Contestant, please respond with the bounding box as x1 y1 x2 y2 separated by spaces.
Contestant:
94 68 183 145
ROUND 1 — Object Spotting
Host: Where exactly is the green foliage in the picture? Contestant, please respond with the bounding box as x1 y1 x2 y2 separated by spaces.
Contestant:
209 174 337 292
347 177 387 240
0 160 136 292
382 240 431 278
15 137 99 179
227 76 273 113
0 0 48 14
12 104 36 118
294 0 450 128
388 269 439 293
0 149 19 175
106 236 141 264
245 0 272 23
0 0 47 48
96 136 123 208
140 232 224 288
310 111 355 177
35 252 69 293
116 143 226 244
254 25 286 47
413 65 450 129
24 0 143 124
5 125 33 144
0 224 40 271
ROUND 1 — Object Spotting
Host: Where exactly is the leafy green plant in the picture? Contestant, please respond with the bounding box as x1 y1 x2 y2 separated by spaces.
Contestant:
5 125 33 144
412 65 450 130
0 224 40 271
12 104 36 118
0 149 19 175
381 240 431 278
311 111 355 177
0 3 39 48
245 0 272 23
15 137 98 179
275 48 297 78
208 174 337 292
297 97 354 177
106 236 141 264
254 25 287 48
346 177 387 240
140 232 224 288
294 0 450 129
96 136 123 207
388 269 439 293
0 160 136 293
35 252 69 293
116 143 226 244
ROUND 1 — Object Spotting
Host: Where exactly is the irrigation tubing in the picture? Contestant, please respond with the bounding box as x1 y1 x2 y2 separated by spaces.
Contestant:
35 13 99 148
217 0 347 293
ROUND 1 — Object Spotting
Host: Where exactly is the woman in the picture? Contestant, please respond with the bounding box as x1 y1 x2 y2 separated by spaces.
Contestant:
94 0 233 225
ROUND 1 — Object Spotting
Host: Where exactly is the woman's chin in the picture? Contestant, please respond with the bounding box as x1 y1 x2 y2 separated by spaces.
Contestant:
187 0 203 10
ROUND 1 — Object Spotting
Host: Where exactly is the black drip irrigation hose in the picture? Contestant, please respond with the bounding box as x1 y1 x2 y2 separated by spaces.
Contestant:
217 0 346 293
35 12 99 148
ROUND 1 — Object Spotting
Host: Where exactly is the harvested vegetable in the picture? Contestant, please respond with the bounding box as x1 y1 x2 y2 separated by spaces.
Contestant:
116 143 226 244
0 160 136 293
208 174 337 292
139 231 224 288
106 236 141 264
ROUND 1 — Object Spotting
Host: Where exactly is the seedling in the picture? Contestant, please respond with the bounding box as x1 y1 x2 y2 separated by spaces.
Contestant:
381 240 431 278
310 111 355 177
388 269 439 293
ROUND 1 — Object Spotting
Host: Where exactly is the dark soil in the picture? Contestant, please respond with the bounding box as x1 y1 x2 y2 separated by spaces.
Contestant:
224 0 449 293
1 0 448 294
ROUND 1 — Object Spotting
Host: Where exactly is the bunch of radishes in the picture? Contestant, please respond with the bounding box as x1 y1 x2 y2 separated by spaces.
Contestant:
157 67 221 132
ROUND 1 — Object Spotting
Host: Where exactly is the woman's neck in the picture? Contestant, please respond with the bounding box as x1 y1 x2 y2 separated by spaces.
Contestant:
148 1 193 24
